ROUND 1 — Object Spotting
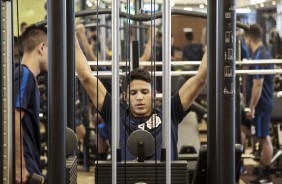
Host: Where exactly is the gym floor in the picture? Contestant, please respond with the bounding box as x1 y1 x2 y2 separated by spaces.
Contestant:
77 169 94 183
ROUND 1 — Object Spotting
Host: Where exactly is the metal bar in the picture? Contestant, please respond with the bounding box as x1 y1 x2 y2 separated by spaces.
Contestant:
207 0 217 182
237 59 282 65
236 40 242 184
47 0 66 183
2 1 14 183
111 0 120 183
132 41 140 69
88 69 282 78
162 0 171 183
87 59 282 66
217 0 236 183
0 0 3 181
66 0 75 130
235 69 282 74
134 0 141 53
235 39 241 145
33 8 250 30
85 23 149 30
100 2 107 61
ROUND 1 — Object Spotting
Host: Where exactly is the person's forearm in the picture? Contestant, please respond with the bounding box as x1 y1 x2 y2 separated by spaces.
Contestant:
75 38 92 78
77 31 97 61
249 85 262 110
75 37 107 111
196 51 207 82
140 27 157 61
178 51 207 111
15 117 25 168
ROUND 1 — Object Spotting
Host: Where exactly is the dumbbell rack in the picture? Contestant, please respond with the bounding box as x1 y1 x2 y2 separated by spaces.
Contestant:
1 1 13 184
94 160 189 184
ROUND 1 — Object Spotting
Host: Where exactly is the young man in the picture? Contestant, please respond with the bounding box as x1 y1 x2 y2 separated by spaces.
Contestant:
243 24 274 184
15 26 48 183
75 33 207 160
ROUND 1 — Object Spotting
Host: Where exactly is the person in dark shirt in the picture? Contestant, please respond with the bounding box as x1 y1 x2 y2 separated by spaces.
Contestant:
74 34 207 160
14 26 48 183
243 24 274 184
182 30 205 63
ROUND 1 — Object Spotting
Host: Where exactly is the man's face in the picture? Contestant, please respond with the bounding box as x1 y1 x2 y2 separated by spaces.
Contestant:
126 80 152 117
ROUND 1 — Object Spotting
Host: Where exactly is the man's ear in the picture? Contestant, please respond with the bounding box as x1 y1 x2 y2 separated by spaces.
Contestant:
38 42 46 55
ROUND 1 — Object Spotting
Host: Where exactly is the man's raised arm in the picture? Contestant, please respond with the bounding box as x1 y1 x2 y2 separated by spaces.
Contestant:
75 35 107 111
179 51 207 111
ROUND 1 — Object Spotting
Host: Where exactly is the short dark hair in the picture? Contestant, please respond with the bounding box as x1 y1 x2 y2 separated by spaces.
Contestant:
125 68 152 88
20 22 27 28
185 32 194 41
245 24 263 42
21 26 47 53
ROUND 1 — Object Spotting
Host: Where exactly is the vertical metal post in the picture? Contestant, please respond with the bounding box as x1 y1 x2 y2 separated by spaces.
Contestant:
235 39 241 144
47 0 67 183
162 0 171 183
207 0 218 182
277 3 282 36
135 0 144 54
100 2 107 61
2 1 14 183
217 0 236 183
66 0 75 130
0 0 3 181
235 39 242 182
134 0 139 40
112 0 120 183
132 41 140 69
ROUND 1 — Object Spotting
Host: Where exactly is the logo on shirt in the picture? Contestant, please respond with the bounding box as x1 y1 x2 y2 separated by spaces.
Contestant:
138 114 162 130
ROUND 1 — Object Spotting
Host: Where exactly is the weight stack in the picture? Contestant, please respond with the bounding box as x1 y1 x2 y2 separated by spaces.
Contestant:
94 160 189 184
66 156 77 184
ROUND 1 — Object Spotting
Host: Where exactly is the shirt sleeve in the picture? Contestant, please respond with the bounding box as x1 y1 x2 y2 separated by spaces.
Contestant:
252 65 264 80
99 92 112 125
171 93 190 124
14 68 33 111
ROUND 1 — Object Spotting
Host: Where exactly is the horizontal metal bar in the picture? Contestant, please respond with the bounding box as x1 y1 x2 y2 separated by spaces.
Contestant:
33 8 249 30
235 69 282 75
88 59 282 67
86 69 282 78
84 23 149 30
238 59 282 65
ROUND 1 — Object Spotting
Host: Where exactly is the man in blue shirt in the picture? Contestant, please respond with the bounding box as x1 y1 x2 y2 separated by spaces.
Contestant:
243 24 274 184
182 30 205 63
14 26 48 183
74 34 207 160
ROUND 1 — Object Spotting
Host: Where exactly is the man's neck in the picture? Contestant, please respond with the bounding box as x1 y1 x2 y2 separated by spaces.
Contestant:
251 41 263 53
21 53 41 77
187 40 194 44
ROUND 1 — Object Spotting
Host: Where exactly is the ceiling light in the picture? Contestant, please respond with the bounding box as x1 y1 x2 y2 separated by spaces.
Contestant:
86 0 93 7
236 8 251 14
199 4 205 9
184 7 193 11
272 1 276 5
260 3 264 7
